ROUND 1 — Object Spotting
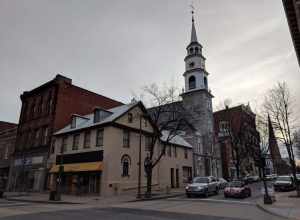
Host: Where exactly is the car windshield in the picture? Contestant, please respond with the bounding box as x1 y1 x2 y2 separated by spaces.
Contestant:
277 176 291 182
193 177 209 183
228 181 243 187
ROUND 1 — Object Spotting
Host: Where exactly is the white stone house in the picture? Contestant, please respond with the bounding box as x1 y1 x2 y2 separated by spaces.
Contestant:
48 102 193 196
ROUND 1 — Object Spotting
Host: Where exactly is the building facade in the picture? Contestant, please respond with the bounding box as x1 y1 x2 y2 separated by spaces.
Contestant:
214 105 260 180
9 74 123 192
49 102 193 196
282 0 300 66
0 122 17 190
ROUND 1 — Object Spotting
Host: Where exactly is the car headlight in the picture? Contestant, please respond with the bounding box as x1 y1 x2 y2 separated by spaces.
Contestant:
197 186 203 190
185 186 189 190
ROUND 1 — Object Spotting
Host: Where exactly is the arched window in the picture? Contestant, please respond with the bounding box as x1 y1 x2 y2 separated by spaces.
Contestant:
204 76 208 89
121 154 131 177
189 47 194 54
189 76 196 90
195 47 199 54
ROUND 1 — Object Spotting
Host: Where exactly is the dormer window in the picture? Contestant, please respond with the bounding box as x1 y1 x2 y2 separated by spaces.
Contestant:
94 108 112 123
128 113 133 123
71 116 76 128
94 109 101 123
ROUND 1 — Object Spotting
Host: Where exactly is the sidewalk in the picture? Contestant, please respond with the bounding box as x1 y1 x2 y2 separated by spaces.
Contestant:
256 191 300 220
2 188 185 205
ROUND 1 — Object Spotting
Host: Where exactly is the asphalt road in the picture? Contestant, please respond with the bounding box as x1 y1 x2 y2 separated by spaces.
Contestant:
0 207 246 220
0 182 284 220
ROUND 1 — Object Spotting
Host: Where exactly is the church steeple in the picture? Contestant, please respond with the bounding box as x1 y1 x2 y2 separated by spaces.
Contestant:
182 10 208 93
190 10 198 43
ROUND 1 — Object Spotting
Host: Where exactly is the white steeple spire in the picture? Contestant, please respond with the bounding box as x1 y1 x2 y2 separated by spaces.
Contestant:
190 8 198 43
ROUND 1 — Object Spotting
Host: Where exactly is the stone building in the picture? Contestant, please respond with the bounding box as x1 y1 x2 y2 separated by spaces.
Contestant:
148 16 221 178
10 74 123 192
214 105 260 180
48 102 193 196
0 121 17 190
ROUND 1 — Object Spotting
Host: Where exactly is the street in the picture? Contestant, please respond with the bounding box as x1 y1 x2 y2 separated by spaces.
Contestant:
0 182 285 220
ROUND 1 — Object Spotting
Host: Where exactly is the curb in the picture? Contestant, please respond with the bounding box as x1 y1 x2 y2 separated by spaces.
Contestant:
128 193 184 202
256 202 298 220
5 197 82 205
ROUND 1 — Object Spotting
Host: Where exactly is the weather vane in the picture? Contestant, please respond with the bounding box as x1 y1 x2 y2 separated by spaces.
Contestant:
190 1 195 22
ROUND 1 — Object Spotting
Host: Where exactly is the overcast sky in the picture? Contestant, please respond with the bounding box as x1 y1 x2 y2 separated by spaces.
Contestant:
0 0 299 126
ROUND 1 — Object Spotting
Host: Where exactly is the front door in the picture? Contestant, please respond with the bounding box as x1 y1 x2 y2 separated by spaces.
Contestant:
175 169 179 188
170 168 175 188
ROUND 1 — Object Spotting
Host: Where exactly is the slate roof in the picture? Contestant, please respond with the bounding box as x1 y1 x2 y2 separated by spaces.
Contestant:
54 102 192 148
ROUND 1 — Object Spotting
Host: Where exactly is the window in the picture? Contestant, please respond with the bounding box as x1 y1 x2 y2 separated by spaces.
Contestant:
37 96 43 115
84 131 91 148
71 117 76 129
184 148 188 159
145 136 152 152
96 129 104 147
188 76 196 90
42 127 48 145
94 109 100 123
144 119 147 127
61 136 68 153
121 154 131 177
219 121 229 133
46 93 53 115
189 47 194 54
167 145 172 157
30 101 36 118
123 130 130 148
128 113 133 123
34 129 40 146
189 62 195 68
51 140 55 154
173 146 177 158
195 47 199 54
204 76 208 89
72 134 80 150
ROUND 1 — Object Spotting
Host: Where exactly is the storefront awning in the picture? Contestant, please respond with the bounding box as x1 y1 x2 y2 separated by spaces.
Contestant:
49 162 102 173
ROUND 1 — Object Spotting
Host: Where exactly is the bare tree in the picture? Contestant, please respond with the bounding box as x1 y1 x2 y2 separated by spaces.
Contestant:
139 83 192 198
263 82 300 197
294 130 300 159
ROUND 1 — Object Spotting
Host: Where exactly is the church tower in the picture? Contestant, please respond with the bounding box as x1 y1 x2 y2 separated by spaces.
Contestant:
181 12 217 177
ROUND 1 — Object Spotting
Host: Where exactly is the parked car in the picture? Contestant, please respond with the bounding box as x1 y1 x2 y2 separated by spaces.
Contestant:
274 175 295 192
217 178 228 189
224 181 251 198
243 175 260 184
185 176 219 198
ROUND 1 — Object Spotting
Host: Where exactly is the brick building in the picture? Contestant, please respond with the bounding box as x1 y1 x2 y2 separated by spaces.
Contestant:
0 121 17 189
9 74 123 192
214 105 260 180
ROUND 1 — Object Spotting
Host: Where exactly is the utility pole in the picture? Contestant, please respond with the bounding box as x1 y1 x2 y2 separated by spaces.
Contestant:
137 114 142 198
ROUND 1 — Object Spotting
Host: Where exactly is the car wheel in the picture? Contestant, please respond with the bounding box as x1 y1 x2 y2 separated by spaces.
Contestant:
224 193 228 198
248 190 251 197
204 190 209 198
186 194 191 198
215 187 219 195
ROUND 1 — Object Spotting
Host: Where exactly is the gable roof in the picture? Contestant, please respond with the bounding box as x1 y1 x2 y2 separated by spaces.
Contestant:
160 130 192 149
54 102 139 135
